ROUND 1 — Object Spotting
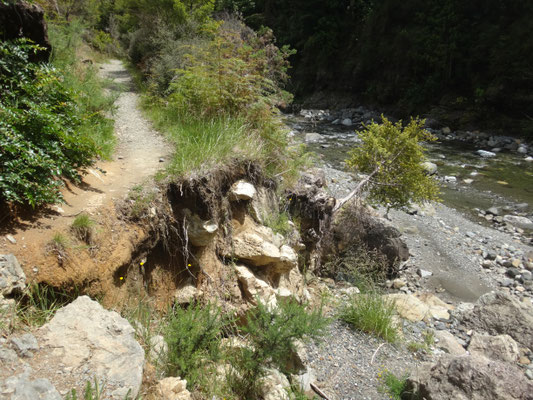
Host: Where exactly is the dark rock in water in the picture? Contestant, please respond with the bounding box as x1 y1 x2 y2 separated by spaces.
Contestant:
0 1 50 62
406 354 533 400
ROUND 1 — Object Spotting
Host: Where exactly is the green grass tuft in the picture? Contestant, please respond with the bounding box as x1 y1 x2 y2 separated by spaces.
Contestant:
340 293 398 343
71 213 95 243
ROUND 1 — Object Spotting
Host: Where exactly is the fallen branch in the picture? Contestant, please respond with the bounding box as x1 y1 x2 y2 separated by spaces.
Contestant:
370 342 386 365
310 383 331 400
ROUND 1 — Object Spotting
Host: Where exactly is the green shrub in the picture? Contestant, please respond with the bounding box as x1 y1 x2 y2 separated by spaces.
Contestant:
340 293 398 343
228 299 328 399
377 369 410 400
163 302 225 391
343 117 439 212
0 24 115 207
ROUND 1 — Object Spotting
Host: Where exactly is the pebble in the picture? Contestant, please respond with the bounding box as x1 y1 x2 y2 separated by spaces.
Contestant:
5 235 16 244
392 279 406 289
417 268 433 278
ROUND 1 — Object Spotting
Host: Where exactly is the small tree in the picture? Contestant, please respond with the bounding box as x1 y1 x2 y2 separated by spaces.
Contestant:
334 116 439 213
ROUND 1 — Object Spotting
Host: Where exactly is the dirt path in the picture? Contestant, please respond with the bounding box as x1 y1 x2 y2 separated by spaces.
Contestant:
0 60 170 287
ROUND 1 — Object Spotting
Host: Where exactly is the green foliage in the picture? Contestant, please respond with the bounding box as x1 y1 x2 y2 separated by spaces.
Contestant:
127 184 156 219
228 299 328 398
340 293 398 343
163 302 225 390
407 330 435 354
65 379 133 400
377 370 410 400
16 283 77 327
263 209 292 237
71 213 95 243
0 22 115 207
346 117 439 211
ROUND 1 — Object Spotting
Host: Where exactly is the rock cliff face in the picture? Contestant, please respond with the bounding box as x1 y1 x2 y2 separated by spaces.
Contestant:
0 1 51 61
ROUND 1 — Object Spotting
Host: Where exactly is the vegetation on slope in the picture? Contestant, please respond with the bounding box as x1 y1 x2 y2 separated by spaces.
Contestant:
0 19 115 207
218 0 533 137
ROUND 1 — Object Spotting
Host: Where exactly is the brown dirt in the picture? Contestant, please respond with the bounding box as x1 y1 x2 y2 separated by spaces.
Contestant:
0 60 170 306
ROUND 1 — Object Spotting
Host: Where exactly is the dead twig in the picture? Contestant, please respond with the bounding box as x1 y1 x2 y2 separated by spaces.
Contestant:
310 383 331 400
370 342 386 365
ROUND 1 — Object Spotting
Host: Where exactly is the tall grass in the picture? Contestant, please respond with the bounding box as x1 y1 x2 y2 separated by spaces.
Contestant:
146 104 262 176
48 20 116 159
340 293 399 343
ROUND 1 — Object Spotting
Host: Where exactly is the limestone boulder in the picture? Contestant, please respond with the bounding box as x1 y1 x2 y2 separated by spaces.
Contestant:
228 216 298 273
39 296 144 399
467 333 520 363
407 354 533 400
0 254 26 296
458 291 533 349
434 331 466 356
503 215 533 230
156 377 192 400
230 180 256 201
386 293 452 322
261 368 290 400
234 265 277 306
183 209 218 246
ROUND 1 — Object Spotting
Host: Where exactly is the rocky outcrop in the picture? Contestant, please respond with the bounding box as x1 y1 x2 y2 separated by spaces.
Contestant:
0 1 51 61
458 291 533 349
0 254 26 296
407 354 533 400
39 296 144 399
226 215 298 273
230 180 257 201
467 333 520 363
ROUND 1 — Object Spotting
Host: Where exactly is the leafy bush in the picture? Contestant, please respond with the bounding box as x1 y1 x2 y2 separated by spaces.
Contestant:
343 116 439 212
163 302 225 390
340 293 398 343
0 28 114 207
228 299 328 398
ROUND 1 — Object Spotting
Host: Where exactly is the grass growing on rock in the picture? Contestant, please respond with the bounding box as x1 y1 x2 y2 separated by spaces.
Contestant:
377 369 410 400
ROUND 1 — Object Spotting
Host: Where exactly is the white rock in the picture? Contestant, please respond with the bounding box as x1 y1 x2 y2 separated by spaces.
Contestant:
468 333 520 363
417 268 433 278
5 235 16 244
234 265 276 306
525 156 533 162
304 133 322 143
0 372 61 400
503 215 533 230
476 149 497 158
39 296 144 399
262 368 290 400
444 176 457 182
421 161 438 175
463 178 474 184
386 293 452 322
230 180 256 201
174 284 198 305
434 331 466 356
156 377 191 400
183 209 218 246
149 335 168 362
341 118 352 126
442 127 452 134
